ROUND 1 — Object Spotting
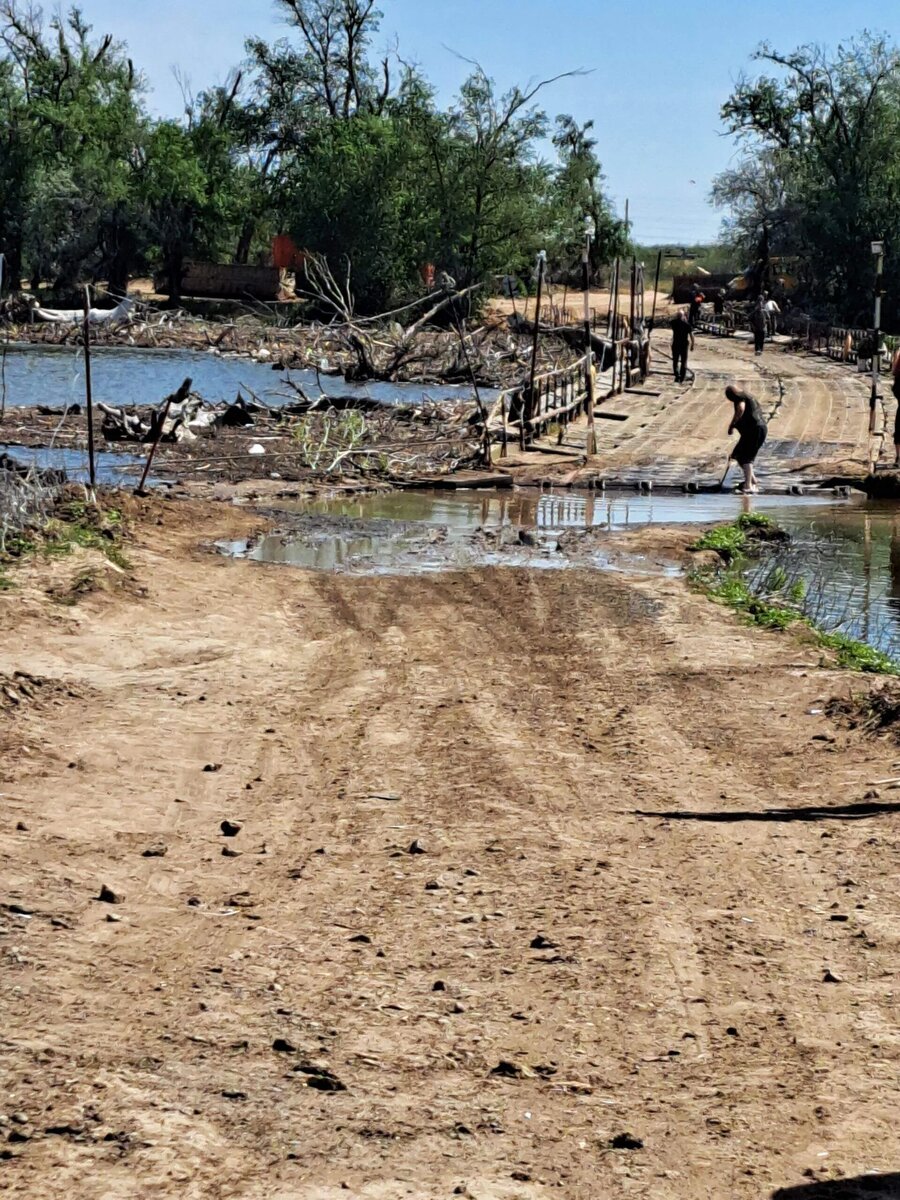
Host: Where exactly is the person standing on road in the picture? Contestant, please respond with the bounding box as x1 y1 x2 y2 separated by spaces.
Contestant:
671 308 695 383
749 297 767 355
765 295 781 336
724 384 768 493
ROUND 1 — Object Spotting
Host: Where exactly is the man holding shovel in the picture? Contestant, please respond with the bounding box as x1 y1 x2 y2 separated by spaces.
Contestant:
722 384 768 493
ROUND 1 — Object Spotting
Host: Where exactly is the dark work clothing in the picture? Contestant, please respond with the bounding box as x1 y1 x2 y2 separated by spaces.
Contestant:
671 315 692 382
893 376 900 441
671 316 692 350
729 390 768 465
750 306 767 353
688 297 703 326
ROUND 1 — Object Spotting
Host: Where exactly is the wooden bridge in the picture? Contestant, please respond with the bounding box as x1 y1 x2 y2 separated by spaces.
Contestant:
490 328 894 492
487 332 646 457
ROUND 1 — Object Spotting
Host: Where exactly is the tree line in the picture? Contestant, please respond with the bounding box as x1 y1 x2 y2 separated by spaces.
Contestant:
0 0 628 311
713 34 900 329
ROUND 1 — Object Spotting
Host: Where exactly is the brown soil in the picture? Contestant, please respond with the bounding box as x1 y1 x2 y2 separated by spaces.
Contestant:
1 501 898 1199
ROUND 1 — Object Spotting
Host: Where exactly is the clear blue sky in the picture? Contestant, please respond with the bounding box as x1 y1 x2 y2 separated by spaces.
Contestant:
71 0 891 243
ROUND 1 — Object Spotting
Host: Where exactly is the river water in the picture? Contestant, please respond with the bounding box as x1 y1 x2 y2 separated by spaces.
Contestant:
0 344 493 409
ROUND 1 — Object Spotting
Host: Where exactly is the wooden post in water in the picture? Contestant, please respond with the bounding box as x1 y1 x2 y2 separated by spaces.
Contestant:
82 287 96 489
523 251 546 449
607 258 619 338
610 258 621 391
629 256 636 333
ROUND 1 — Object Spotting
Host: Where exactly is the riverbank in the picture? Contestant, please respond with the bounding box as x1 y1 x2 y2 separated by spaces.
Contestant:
1 498 898 1199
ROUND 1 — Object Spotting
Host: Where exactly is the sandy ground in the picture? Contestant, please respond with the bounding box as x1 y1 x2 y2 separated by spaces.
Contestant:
1 501 899 1199
486 288 676 327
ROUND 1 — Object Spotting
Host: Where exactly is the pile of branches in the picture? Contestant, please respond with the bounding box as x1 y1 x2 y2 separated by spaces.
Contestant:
278 254 579 388
285 401 482 478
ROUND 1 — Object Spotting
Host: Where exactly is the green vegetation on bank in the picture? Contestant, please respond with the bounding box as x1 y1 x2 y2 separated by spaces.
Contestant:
0 496 130 579
691 516 900 676
691 511 780 561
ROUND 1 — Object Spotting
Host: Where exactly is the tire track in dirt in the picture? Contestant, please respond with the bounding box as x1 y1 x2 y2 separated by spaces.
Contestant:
2 525 899 1199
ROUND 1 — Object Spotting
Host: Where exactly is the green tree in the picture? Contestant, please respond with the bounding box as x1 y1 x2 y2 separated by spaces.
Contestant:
716 36 900 321
140 121 209 300
549 115 627 278
0 58 31 287
1 2 148 294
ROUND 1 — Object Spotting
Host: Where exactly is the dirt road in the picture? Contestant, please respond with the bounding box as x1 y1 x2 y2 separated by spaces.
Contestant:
1 504 899 1199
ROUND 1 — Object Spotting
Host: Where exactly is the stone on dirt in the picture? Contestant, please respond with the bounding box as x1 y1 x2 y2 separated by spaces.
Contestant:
220 820 242 837
97 885 123 904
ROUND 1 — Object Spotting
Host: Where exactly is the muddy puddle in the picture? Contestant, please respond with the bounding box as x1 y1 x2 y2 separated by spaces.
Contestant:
1 344 496 410
218 486 845 578
219 486 900 660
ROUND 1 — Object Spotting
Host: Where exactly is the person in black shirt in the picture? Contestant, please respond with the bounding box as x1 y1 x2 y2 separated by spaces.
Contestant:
724 384 768 492
671 309 694 383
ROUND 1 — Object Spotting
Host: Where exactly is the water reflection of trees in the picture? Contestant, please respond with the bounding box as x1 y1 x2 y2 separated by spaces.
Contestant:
746 513 900 662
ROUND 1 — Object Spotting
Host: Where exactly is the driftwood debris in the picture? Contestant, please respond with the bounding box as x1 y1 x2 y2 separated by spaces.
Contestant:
509 313 617 373
99 388 257 444
34 296 137 325
101 381 207 444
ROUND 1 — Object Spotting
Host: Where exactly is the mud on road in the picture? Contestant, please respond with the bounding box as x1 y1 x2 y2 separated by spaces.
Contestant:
1 499 898 1199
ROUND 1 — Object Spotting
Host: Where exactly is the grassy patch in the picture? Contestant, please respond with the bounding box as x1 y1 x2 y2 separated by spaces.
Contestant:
703 573 801 631
0 495 130 574
817 632 899 675
691 523 748 559
690 512 781 562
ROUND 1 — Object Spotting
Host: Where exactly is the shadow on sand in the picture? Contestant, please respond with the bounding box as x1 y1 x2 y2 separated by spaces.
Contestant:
633 800 900 823
772 1173 900 1199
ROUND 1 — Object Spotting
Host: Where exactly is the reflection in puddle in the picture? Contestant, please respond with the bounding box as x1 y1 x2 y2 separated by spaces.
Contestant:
220 529 422 572
220 485 848 580
274 487 842 534
221 485 900 662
